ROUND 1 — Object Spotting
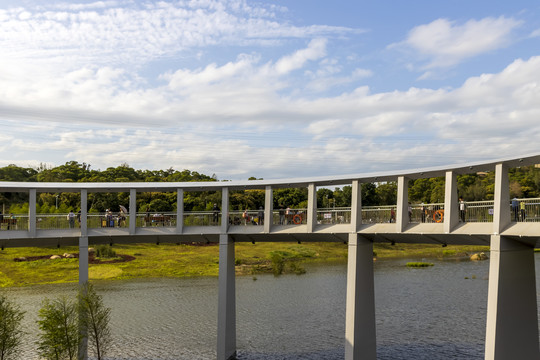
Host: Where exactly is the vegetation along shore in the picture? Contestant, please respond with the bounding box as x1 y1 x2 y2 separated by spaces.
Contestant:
0 242 491 287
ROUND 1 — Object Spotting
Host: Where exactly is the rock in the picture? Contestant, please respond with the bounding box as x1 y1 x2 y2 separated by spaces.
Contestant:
50 255 62 260
63 253 75 258
470 252 488 261
14 257 27 262
88 248 96 254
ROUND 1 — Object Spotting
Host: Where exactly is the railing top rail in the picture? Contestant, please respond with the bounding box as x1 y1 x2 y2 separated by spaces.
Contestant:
0 154 538 192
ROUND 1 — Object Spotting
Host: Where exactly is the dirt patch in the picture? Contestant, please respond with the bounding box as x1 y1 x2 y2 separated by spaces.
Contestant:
14 254 136 264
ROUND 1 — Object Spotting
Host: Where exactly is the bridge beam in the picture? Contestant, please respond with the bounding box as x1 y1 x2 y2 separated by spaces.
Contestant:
345 233 376 360
307 183 316 233
485 235 539 360
129 189 136 235
217 234 236 360
80 189 87 236
29 188 36 237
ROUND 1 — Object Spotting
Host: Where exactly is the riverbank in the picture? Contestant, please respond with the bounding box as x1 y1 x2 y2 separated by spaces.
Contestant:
0 242 490 287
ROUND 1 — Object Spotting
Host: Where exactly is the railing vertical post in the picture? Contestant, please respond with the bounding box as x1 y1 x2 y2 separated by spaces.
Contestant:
351 180 362 232
485 235 539 359
345 233 376 360
264 185 273 233
129 189 136 235
217 233 236 360
80 189 87 236
493 163 510 234
176 188 184 234
444 171 458 233
28 188 36 236
396 176 409 232
307 183 316 232
221 187 229 233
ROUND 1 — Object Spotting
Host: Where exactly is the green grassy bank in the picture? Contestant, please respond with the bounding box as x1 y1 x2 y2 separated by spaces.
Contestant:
0 242 490 287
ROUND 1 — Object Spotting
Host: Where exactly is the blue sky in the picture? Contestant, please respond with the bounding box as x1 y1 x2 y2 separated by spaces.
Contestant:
0 0 539 180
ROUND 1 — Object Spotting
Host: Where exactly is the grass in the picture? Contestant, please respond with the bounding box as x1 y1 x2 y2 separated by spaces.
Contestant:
0 242 492 287
406 262 434 268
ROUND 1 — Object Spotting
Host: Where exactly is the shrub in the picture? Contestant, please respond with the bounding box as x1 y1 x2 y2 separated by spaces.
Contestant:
96 245 116 259
406 262 434 268
0 295 25 360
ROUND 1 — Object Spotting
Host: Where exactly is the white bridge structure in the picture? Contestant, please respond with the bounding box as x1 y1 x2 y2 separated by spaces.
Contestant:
1 155 540 360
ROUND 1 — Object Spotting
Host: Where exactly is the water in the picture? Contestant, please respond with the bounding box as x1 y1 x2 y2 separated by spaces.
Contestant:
2 255 539 359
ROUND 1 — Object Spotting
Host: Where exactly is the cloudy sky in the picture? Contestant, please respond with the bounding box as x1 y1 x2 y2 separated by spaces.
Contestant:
0 0 539 180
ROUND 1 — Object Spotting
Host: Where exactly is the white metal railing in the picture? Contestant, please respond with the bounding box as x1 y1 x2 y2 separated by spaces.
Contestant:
362 205 397 224
7 198 540 232
510 197 540 222
316 207 351 225
272 208 308 225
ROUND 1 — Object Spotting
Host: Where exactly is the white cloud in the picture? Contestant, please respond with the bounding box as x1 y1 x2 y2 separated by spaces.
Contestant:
393 16 522 69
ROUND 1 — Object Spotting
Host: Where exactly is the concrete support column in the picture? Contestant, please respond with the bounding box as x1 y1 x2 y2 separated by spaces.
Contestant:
485 235 539 360
80 189 87 237
217 234 236 360
221 187 229 233
79 236 89 285
345 233 376 360
351 180 362 232
307 183 316 233
493 163 510 234
78 236 89 360
264 186 273 233
129 189 136 235
443 171 458 233
28 189 36 237
396 176 409 232
176 188 184 234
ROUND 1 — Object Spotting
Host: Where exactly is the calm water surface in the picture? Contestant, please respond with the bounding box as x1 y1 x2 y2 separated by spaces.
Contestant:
3 254 540 359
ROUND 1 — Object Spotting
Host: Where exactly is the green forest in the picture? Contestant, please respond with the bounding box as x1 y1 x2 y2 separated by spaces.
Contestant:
0 161 540 214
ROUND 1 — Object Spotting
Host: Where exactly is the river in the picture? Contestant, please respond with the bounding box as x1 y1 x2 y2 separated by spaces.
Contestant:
3 254 539 359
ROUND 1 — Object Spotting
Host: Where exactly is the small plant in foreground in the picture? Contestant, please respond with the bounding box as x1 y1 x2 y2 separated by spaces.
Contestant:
78 283 111 360
37 296 79 360
0 295 25 360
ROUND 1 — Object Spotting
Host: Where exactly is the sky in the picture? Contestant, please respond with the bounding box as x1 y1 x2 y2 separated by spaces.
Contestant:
0 0 539 181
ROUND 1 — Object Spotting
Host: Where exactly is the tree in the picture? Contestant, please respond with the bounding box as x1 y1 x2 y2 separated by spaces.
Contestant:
37 297 79 360
78 284 111 360
0 295 25 360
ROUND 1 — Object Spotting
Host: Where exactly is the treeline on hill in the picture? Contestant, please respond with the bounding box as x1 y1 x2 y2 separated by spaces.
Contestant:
0 161 540 214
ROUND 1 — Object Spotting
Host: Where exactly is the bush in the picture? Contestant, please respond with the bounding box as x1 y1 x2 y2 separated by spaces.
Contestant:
406 262 434 268
270 252 285 276
96 245 116 259
37 296 79 360
0 295 25 360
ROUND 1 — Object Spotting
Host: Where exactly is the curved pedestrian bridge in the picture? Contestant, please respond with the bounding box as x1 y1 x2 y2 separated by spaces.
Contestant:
1 154 539 360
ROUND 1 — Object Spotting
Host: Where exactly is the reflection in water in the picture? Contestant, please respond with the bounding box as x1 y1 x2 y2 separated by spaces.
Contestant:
3 255 538 359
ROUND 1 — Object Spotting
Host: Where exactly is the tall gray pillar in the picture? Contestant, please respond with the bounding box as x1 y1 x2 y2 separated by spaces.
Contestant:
78 236 89 360
307 183 316 232
79 236 89 285
28 188 36 237
129 189 136 235
221 187 229 233
351 180 362 232
176 188 184 234
217 234 236 360
485 235 539 359
493 163 510 234
345 233 376 360
396 176 409 232
264 186 273 233
80 189 87 236
444 171 458 233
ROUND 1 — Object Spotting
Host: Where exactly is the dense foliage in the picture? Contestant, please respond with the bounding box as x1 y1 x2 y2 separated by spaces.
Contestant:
0 161 539 214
